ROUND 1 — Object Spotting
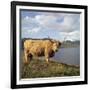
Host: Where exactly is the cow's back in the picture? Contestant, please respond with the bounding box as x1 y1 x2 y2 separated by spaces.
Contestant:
24 39 52 50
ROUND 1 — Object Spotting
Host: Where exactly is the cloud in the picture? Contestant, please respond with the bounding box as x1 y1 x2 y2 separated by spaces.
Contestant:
68 31 80 41
59 31 80 41
22 15 39 30
22 13 80 33
28 27 41 33
21 11 80 41
25 16 29 20
33 13 80 33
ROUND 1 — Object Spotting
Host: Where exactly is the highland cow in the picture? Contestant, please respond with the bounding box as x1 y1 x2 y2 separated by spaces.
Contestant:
24 39 61 64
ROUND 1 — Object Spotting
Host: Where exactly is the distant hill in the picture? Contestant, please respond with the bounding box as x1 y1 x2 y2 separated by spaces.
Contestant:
61 40 80 48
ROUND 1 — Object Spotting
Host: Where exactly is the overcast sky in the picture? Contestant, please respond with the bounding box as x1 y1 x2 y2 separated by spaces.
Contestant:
21 10 80 41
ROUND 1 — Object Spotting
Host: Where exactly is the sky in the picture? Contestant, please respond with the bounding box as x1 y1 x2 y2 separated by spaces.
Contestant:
21 10 80 41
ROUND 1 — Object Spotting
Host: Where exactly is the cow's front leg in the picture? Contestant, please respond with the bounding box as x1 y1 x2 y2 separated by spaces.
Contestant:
45 56 49 63
46 58 49 63
45 50 49 63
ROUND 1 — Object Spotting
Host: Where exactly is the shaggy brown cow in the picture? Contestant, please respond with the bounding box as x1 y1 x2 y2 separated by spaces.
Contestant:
24 39 61 64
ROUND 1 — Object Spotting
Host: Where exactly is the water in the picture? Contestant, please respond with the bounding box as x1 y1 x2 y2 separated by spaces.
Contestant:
52 47 80 66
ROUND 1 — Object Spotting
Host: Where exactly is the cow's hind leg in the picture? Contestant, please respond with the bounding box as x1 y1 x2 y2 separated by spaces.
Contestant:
24 50 28 64
28 54 33 61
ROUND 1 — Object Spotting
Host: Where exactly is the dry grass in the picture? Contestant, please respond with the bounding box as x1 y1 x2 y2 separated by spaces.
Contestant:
20 58 80 79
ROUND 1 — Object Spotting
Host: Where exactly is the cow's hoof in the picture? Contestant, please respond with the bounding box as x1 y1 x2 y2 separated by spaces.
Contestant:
46 61 49 64
24 61 29 65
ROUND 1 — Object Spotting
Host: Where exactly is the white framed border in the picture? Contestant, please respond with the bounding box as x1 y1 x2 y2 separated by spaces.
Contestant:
16 5 85 85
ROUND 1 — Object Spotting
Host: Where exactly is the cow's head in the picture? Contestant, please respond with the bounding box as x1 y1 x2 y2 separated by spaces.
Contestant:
51 40 61 52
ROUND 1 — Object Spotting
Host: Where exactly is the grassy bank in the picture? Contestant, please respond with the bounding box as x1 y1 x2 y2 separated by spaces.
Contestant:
21 59 80 79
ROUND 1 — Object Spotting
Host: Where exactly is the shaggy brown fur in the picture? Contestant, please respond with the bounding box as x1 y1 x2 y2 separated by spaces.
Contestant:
24 39 61 64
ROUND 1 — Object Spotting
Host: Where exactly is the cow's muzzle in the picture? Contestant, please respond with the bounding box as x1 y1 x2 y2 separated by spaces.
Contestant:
55 49 58 52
